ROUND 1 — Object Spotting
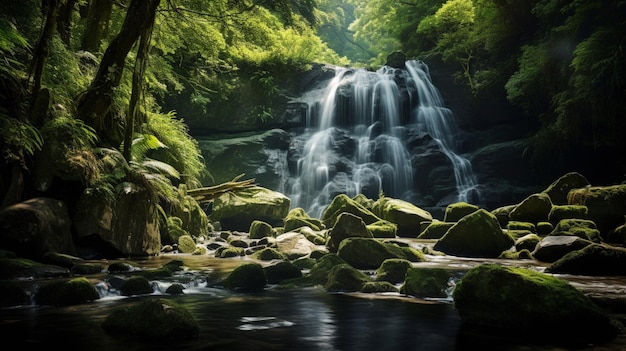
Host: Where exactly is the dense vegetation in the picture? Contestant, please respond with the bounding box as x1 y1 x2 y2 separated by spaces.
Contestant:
1 0 625 225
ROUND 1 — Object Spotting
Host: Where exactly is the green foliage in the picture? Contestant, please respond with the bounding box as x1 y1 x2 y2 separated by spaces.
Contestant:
0 114 43 161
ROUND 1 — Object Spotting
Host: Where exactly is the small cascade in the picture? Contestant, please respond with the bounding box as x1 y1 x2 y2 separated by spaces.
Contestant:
285 60 479 217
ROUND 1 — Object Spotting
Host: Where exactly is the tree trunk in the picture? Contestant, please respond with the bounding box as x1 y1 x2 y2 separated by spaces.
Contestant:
75 0 160 146
28 0 62 107
56 0 78 47
123 15 155 160
79 0 114 52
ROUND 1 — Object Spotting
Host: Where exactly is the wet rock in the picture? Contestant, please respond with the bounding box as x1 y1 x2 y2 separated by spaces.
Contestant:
373 197 433 237
531 235 594 263
34 277 100 306
546 244 626 276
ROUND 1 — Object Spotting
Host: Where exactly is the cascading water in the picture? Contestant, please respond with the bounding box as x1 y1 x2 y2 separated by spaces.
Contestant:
285 60 479 218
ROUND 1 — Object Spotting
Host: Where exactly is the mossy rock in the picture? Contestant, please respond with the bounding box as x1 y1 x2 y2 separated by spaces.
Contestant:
177 235 197 253
283 208 324 232
552 218 602 242
568 184 626 235
102 298 199 340
417 221 454 239
361 281 398 293
216 246 245 258
506 221 536 233
532 235 594 263
433 209 514 258
324 263 371 292
542 171 590 205
249 220 274 240
107 261 135 273
536 221 554 236
491 205 516 228
287 253 347 287
34 277 100 306
327 212 373 252
444 202 480 222
375 258 412 283
453 263 621 345
120 276 154 296
222 263 267 292
352 193 375 210
42 252 84 268
373 197 433 237
264 260 302 284
400 267 451 298
514 233 542 252
252 247 286 261
337 237 421 269
509 193 553 223
549 205 589 224
546 244 626 276
321 194 382 228
366 220 398 238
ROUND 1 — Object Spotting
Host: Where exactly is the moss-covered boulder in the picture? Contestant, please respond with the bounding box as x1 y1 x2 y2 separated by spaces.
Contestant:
552 218 602 242
373 197 433 237
352 193 375 210
444 202 480 222
327 212 373 252
542 171 590 205
222 263 267 292
102 298 199 340
491 204 516 228
606 222 626 246
366 220 398 238
283 207 324 232
0 197 76 260
324 263 371 292
453 263 621 345
568 185 626 235
375 258 412 283
208 186 291 231
400 267 452 298
177 235 197 253
360 281 398 293
119 276 154 296
536 221 554 236
295 226 327 245
509 193 553 224
433 209 514 258
506 221 536 233
531 235 594 263
417 221 454 240
34 277 100 306
252 247 286 261
264 260 303 284
546 244 626 276
288 253 346 287
514 233 542 252
337 237 425 269
321 194 382 228
548 205 589 224
249 220 274 239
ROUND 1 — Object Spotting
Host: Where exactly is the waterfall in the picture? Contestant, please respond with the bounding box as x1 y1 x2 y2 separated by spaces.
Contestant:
285 60 479 218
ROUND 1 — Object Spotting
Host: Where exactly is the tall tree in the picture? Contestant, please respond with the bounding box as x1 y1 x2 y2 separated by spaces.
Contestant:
76 0 160 147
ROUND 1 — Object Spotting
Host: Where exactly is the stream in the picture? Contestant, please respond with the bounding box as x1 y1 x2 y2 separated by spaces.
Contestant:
2 242 626 351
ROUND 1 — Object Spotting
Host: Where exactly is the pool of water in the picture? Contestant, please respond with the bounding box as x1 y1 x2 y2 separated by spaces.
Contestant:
2 252 626 350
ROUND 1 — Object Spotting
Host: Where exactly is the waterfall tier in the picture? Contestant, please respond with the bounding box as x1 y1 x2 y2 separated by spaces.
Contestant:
283 60 480 218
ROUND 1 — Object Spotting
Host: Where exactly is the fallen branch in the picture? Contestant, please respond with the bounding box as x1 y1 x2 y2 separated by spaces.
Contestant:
187 173 256 203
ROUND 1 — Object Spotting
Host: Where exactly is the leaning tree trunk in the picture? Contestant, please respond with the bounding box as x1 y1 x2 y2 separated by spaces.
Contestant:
75 0 160 146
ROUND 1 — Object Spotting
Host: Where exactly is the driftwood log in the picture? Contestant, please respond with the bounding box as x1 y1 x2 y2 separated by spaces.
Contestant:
187 174 256 203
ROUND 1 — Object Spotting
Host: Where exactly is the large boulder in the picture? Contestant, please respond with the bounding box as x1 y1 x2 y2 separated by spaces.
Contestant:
373 197 433 237
433 209 514 258
551 218 602 242
531 235 594 263
400 267 452 298
102 298 199 340
0 197 76 259
542 172 590 205
74 190 161 257
221 263 267 292
274 232 321 259
208 186 290 231
34 277 99 306
546 244 626 276
321 194 382 228
453 263 622 345
443 202 480 222
327 212 373 252
508 192 553 224
568 184 626 235
337 237 425 269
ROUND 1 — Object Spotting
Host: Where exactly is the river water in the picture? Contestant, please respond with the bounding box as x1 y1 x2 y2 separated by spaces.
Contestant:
2 247 626 351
